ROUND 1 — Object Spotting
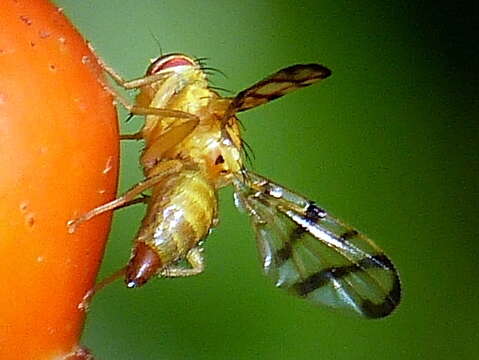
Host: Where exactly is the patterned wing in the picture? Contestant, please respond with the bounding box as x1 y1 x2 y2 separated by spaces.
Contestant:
222 64 331 122
233 171 401 319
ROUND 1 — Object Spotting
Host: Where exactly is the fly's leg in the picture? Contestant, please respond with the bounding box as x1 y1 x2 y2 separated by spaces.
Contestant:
102 82 197 121
62 345 94 359
116 193 150 208
123 117 200 167
159 247 205 278
140 118 199 168
79 247 205 311
86 42 198 121
78 266 127 311
67 160 183 233
120 132 143 140
128 104 198 121
87 42 178 90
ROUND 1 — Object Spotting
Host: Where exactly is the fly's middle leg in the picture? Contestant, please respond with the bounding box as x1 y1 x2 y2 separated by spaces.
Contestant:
102 82 198 121
120 132 143 140
140 118 199 168
67 159 183 233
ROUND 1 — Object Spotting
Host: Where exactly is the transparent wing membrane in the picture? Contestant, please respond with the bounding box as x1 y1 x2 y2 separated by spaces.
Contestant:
234 171 401 318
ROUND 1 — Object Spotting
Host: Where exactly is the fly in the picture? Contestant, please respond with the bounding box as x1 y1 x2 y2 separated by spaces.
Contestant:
69 46 400 318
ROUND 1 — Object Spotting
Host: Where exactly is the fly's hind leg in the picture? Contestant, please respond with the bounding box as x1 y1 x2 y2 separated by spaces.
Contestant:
160 247 205 278
78 266 128 311
79 246 205 311
67 160 183 233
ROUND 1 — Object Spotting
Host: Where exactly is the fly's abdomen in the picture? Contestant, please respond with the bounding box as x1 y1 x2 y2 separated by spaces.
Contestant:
126 169 217 287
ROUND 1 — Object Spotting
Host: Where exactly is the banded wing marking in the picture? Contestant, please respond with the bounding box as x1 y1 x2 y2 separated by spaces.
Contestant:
234 172 401 319
223 64 331 122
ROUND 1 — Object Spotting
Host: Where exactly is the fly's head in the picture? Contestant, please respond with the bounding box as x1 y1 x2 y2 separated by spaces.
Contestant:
147 54 197 74
136 53 206 108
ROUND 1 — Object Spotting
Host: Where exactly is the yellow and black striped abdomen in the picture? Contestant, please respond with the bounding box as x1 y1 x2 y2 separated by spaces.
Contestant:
125 169 217 287
136 169 217 266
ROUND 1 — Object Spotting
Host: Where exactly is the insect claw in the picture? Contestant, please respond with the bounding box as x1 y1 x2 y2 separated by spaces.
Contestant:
78 288 95 312
66 219 78 234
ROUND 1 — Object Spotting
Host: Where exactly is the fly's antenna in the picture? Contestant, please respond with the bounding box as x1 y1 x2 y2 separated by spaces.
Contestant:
148 28 164 57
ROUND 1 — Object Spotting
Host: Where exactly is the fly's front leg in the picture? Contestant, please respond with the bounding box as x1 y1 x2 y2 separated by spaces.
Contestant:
88 42 177 90
160 247 205 278
87 42 198 121
67 160 183 233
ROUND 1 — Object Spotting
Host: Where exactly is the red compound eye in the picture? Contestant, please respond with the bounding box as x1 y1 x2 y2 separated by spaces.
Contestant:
147 54 195 75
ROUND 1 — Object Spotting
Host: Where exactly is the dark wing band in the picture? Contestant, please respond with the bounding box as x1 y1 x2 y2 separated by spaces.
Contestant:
222 64 331 123
233 171 401 319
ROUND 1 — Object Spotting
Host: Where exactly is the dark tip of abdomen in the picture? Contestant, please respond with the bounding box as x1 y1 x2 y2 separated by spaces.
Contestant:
125 241 162 288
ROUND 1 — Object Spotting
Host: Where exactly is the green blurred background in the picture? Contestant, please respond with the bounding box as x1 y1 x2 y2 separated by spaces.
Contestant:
55 1 477 359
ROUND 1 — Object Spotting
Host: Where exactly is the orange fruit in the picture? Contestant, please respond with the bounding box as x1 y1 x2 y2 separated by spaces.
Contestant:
0 1 119 358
